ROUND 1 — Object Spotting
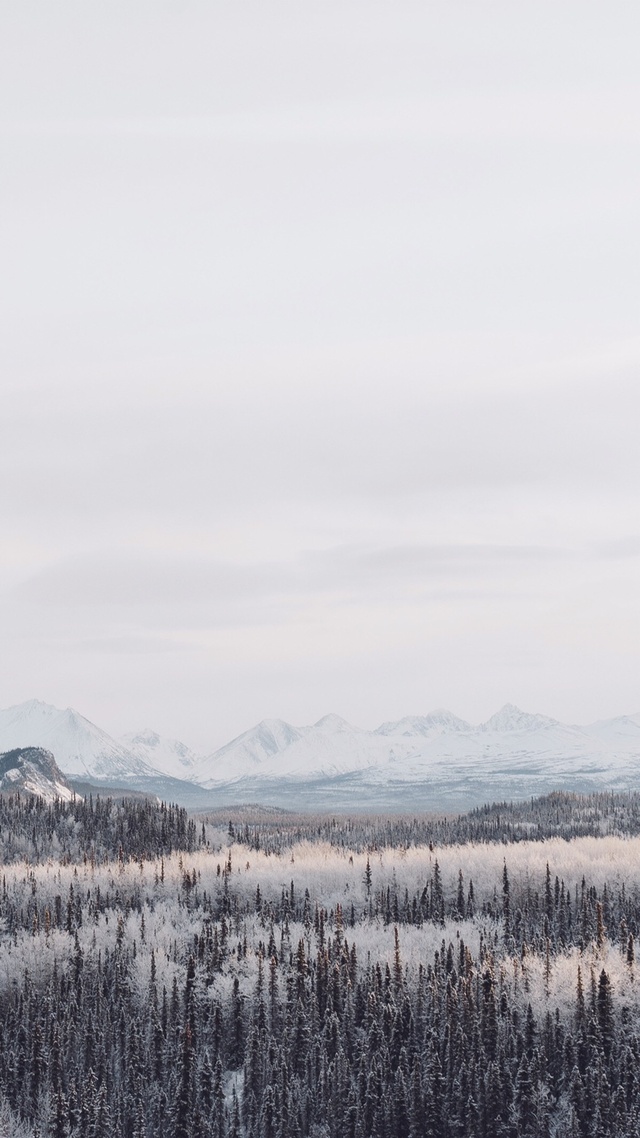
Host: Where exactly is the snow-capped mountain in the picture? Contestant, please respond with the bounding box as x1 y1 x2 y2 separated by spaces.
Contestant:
583 714 640 742
190 713 384 787
479 703 560 733
376 709 472 736
189 718 309 783
193 703 640 808
0 701 159 781
119 729 201 781
0 747 74 801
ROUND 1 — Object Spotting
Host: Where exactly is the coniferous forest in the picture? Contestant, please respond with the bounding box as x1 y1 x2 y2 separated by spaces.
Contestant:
1 793 640 1135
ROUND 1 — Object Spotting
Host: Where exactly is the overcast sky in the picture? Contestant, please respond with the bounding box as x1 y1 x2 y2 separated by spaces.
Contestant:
2 2 640 750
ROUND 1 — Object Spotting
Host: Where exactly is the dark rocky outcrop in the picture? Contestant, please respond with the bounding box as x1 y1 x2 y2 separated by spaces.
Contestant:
0 747 74 800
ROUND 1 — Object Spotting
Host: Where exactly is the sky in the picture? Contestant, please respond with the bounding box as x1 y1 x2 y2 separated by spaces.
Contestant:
2 1 640 751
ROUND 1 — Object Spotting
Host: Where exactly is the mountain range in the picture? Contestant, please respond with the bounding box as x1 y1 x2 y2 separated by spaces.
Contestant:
1 699 640 808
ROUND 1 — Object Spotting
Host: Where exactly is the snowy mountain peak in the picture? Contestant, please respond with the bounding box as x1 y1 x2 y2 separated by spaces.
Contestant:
8 698 59 721
120 729 201 779
126 728 162 747
313 714 359 734
583 714 640 741
481 704 559 733
252 719 307 751
0 700 160 781
376 709 472 737
189 718 307 784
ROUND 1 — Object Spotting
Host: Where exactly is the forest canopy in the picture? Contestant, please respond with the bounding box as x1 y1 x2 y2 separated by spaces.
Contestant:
0 790 637 1137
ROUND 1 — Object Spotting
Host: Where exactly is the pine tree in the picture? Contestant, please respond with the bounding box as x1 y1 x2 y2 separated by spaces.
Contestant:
597 969 614 1060
175 1024 195 1138
432 861 445 926
513 1056 536 1137
212 1056 225 1138
502 861 511 936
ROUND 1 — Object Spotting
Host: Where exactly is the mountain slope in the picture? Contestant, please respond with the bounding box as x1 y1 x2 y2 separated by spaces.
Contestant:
119 729 201 780
0 701 158 781
189 718 310 784
192 714 385 786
